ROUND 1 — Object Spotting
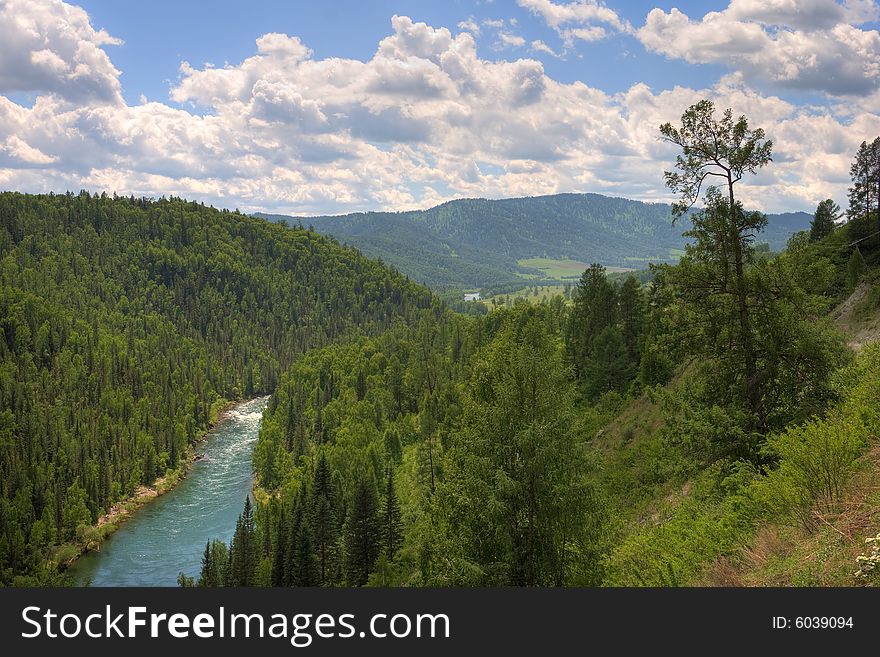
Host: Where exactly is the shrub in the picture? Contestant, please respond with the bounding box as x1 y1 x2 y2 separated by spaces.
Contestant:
759 415 867 529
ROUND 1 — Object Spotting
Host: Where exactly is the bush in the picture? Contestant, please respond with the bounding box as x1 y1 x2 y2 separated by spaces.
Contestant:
758 414 867 529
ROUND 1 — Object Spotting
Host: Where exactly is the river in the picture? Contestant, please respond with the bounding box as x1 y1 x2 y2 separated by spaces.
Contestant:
67 396 269 586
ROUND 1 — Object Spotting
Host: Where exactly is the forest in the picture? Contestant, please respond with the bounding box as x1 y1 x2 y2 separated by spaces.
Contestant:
2 101 880 588
0 192 431 585
259 195 811 289
183 107 880 588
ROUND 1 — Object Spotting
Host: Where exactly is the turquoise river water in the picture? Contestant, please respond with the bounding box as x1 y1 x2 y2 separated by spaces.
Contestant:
67 396 269 586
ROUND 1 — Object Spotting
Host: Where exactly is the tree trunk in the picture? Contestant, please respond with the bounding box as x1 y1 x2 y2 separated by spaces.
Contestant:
728 181 760 425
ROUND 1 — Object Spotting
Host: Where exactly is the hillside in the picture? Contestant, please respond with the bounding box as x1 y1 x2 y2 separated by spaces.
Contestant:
257 193 812 289
0 191 432 585
597 231 880 587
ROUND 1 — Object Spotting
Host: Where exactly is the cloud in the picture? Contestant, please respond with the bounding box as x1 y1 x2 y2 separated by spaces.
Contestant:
518 0 631 46
498 31 526 48
0 6 877 216
518 0 627 31
478 17 526 50
457 17 480 35
637 1 880 96
1 135 57 165
530 40 561 57
0 0 123 104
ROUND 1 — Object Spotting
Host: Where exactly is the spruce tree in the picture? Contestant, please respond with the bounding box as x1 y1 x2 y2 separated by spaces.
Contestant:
311 453 337 585
227 498 258 586
617 276 644 365
381 468 403 560
271 509 288 587
344 477 379 586
809 199 841 242
566 263 616 382
585 326 632 399
198 539 228 587
848 140 875 225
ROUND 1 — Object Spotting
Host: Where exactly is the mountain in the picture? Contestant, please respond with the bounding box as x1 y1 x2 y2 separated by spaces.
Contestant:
0 191 431 584
256 193 813 289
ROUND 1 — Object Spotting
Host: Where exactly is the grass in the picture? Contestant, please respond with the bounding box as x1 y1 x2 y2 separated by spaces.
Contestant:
517 257 633 280
482 284 568 308
701 443 880 587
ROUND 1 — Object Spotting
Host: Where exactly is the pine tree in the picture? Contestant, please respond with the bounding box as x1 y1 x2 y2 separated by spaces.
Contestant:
872 137 880 227
847 248 866 291
848 140 875 225
661 100 772 421
198 539 228 587
617 276 644 364
344 476 379 586
311 453 337 586
292 511 315 586
566 263 616 382
381 468 402 560
809 199 841 242
198 541 214 587
226 497 258 586
585 326 632 399
271 508 288 587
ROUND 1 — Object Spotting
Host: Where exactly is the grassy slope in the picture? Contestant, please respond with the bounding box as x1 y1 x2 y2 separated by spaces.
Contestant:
718 272 880 586
596 274 880 587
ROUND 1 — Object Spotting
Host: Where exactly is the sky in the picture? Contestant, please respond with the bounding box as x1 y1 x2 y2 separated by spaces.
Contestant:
0 0 879 215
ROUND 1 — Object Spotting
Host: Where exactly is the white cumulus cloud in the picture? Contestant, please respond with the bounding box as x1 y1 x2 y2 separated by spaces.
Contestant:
0 0 123 104
0 4 877 217
637 0 880 96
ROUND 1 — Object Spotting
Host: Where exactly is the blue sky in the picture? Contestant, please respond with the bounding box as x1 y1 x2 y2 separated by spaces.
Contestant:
1 0 879 215
74 0 734 104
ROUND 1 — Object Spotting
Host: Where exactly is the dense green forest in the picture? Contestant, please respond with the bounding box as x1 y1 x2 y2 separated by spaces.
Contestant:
0 192 432 585
189 105 880 588
257 195 811 289
2 102 879 589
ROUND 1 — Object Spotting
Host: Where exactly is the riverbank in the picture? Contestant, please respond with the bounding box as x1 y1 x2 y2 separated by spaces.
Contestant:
54 397 238 572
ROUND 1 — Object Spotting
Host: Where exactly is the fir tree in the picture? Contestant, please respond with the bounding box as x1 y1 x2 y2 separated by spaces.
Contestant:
198 539 228 587
809 199 841 242
847 248 866 291
311 453 337 586
227 497 258 586
344 476 379 586
381 468 403 560
585 326 632 399
617 276 645 365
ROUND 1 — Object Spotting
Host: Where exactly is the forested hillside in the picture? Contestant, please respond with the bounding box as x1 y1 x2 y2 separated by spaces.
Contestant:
0 191 431 585
188 107 880 589
258 194 811 289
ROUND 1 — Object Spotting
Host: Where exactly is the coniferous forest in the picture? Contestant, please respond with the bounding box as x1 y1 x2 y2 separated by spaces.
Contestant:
0 191 430 585
3 103 880 589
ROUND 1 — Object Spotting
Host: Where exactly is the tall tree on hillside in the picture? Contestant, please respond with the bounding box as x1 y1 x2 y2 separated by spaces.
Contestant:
226 497 258 586
381 468 403 560
847 138 879 228
344 476 380 586
809 199 842 242
566 263 616 383
874 137 880 224
442 306 605 585
660 100 773 419
617 276 645 364
311 452 337 586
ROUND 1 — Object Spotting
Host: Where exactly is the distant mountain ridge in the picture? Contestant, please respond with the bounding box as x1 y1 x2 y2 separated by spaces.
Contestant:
256 193 812 289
